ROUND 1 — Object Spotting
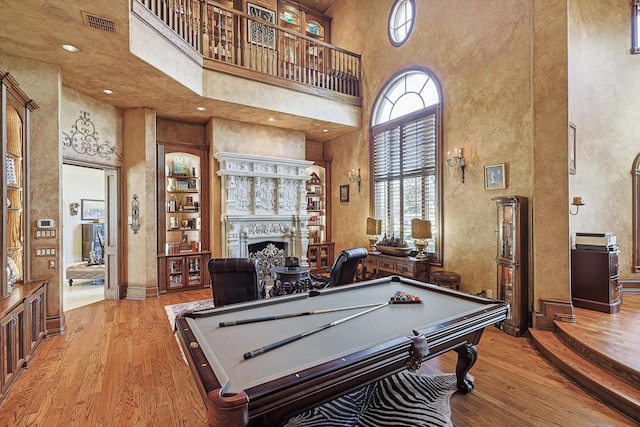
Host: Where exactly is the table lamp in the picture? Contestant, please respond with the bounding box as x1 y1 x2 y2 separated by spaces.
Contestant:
366 217 381 252
411 218 432 259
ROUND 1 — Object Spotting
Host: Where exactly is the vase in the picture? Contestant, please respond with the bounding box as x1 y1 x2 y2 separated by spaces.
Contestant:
167 178 176 192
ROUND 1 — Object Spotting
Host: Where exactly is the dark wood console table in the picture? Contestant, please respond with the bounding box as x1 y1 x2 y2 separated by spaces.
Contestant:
363 252 430 282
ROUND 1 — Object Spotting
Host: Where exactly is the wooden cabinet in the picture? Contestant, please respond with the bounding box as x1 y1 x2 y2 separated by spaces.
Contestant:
157 142 210 293
307 242 334 273
25 283 46 360
571 248 621 314
493 196 528 337
0 301 25 395
0 68 46 405
1 66 38 298
0 280 47 402
363 252 429 282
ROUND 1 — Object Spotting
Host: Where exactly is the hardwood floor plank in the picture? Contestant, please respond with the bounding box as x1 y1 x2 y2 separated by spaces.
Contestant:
0 290 637 426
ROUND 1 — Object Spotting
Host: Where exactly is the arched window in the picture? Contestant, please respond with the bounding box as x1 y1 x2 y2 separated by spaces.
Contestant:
388 0 415 46
370 69 443 265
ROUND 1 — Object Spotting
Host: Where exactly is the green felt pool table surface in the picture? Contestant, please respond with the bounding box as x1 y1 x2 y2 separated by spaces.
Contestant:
175 275 508 427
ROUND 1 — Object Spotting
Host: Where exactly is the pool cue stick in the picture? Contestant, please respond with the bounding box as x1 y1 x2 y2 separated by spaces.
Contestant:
242 302 389 360
219 302 386 327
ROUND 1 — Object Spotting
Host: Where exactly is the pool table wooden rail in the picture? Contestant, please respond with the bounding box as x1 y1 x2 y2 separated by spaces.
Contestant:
175 276 509 427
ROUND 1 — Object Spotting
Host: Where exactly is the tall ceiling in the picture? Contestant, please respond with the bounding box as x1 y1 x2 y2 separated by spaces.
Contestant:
0 0 347 142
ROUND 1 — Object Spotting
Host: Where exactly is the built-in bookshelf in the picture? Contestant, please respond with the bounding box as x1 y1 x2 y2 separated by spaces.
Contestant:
157 142 210 293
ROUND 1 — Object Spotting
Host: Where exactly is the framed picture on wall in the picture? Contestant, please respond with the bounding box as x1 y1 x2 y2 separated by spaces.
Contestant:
569 122 577 175
81 199 105 220
484 163 506 190
340 185 350 202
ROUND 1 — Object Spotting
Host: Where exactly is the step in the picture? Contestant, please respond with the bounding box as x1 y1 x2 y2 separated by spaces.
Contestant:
553 320 640 390
529 329 640 422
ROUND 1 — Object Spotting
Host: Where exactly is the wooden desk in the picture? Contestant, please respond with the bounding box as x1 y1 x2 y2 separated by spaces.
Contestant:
363 252 429 282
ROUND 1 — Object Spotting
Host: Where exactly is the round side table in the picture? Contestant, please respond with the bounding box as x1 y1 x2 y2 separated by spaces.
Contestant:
429 270 461 290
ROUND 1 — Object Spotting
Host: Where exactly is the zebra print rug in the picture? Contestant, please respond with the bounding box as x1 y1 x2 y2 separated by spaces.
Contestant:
282 371 461 427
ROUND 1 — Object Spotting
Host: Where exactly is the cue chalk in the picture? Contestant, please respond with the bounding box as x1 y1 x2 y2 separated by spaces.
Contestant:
242 302 389 360
218 302 387 327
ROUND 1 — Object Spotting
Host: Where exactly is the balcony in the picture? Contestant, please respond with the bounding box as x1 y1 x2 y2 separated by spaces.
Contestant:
133 0 361 102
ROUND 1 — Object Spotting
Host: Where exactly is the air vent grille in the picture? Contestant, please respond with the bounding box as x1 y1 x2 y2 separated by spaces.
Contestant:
82 12 117 33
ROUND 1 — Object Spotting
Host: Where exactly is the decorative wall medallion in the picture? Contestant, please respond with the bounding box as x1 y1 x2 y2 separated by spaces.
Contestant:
62 110 123 161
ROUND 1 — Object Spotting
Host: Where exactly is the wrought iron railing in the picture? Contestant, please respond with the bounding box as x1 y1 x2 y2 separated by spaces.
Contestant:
135 0 361 98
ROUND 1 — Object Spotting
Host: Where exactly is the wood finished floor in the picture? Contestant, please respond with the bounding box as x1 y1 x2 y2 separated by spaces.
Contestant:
0 289 637 427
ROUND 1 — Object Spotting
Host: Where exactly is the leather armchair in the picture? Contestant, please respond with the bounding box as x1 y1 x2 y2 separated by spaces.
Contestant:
208 258 263 306
310 247 368 288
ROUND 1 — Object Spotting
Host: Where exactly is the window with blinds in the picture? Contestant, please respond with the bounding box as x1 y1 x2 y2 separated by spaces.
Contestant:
370 69 443 265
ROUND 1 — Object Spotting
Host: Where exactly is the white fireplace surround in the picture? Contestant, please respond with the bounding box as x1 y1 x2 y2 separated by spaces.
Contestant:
215 152 313 263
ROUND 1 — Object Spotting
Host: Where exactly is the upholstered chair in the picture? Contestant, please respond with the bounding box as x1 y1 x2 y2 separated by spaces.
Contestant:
208 258 263 306
310 247 368 288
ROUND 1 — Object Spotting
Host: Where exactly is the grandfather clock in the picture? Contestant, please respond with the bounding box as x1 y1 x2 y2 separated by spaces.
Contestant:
492 195 529 336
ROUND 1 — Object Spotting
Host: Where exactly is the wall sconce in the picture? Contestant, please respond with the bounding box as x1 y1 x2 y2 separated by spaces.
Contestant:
130 194 141 233
570 196 584 216
366 217 381 252
348 168 361 192
446 148 466 183
69 202 79 216
411 218 432 259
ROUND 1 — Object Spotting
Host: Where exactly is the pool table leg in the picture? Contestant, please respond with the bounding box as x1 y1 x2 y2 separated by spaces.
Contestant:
207 389 249 427
454 342 478 393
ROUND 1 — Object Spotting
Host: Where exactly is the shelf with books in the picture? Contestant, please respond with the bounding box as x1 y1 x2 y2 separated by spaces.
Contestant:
157 142 210 293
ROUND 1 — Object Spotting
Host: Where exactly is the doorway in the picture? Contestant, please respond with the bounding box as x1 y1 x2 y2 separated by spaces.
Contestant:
62 164 106 311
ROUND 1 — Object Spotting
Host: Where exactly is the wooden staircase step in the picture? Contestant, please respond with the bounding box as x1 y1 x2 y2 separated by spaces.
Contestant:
529 329 640 421
553 320 640 389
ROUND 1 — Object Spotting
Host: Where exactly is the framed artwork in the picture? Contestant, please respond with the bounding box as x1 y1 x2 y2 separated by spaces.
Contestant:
484 163 506 190
340 185 350 202
81 199 105 220
569 122 576 175
173 157 191 176
247 2 276 49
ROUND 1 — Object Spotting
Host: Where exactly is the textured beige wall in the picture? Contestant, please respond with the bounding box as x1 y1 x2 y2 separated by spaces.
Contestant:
122 108 158 299
531 0 570 305
568 0 640 279
0 54 64 331
61 87 123 167
328 0 537 297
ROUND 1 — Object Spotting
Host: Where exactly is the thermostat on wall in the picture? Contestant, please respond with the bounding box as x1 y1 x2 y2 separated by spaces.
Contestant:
37 219 55 228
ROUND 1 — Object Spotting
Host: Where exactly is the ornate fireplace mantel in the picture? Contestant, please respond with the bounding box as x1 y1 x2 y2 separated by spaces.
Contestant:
215 152 313 263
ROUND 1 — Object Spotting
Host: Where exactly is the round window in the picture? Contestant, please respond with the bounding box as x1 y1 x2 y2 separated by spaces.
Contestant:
388 0 415 46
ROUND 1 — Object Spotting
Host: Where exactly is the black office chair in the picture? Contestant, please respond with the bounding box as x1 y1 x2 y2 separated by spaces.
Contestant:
309 247 368 288
208 258 264 307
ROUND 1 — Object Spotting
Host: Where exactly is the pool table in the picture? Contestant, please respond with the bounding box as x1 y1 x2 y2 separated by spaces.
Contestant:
175 276 509 427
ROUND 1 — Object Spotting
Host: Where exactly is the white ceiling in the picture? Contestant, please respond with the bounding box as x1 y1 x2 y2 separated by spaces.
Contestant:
0 0 348 142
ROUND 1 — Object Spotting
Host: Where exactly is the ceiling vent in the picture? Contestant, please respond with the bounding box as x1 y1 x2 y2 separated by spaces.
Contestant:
82 12 118 34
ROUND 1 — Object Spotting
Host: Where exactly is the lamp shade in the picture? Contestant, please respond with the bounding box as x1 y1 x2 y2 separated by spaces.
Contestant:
366 217 381 235
411 219 432 239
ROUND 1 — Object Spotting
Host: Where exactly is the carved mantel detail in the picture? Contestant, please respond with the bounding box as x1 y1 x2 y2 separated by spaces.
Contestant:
215 152 313 263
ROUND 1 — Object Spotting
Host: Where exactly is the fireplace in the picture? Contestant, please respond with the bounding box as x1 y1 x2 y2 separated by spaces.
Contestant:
215 152 313 265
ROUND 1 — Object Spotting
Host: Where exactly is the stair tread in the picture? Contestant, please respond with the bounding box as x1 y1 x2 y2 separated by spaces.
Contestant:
529 329 640 403
555 315 640 375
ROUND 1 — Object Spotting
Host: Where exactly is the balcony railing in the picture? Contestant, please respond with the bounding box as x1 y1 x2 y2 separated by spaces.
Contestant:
135 0 361 98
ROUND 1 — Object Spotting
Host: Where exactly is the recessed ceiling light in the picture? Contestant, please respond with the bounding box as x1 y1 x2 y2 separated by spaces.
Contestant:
103 89 113 95
61 44 80 53
196 106 206 111
322 129 329 133
268 117 274 122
